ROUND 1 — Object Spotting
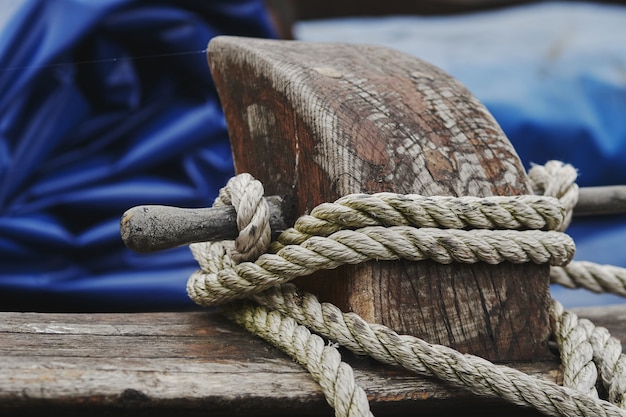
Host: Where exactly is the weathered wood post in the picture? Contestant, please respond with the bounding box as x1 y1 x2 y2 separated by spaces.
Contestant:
207 36 551 362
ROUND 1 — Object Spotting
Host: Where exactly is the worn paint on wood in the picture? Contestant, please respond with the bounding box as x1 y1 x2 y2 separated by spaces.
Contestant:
208 36 550 361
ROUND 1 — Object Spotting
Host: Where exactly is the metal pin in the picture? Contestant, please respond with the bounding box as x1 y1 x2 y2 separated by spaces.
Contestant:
120 196 288 253
120 186 626 253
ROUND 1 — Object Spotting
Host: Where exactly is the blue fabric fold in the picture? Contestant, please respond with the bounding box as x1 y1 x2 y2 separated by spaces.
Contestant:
3 1 624 310
0 0 276 311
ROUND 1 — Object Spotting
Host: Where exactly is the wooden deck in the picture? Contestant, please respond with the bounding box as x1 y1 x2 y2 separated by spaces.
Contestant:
1 304 624 416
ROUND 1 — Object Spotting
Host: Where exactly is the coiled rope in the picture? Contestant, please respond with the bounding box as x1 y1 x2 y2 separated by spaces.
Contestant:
187 160 626 417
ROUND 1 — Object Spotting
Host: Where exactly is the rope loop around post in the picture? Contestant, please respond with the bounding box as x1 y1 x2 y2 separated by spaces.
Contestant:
293 193 568 236
186 161 626 417
213 173 272 263
528 160 579 231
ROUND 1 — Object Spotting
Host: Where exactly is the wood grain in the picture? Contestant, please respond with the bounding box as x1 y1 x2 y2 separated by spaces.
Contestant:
1 306 623 416
208 36 550 361
0 310 564 417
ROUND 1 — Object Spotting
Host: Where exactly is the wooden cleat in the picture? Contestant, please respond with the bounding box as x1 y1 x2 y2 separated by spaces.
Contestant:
119 36 624 362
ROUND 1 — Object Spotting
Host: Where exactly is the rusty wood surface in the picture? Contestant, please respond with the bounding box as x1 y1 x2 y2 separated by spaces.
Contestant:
208 36 550 362
0 306 624 416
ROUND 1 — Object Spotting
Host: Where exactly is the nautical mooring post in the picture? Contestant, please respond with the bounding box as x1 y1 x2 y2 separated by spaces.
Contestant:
205 36 551 362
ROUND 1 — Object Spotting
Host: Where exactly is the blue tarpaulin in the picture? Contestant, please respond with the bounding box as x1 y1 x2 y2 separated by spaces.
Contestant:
1 1 624 310
0 0 276 311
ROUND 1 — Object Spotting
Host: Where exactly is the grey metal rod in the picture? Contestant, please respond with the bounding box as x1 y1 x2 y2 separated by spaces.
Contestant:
574 185 626 216
121 186 626 253
120 196 288 253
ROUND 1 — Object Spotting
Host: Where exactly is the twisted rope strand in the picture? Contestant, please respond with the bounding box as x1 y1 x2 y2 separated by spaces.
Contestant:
551 262 626 297
590 327 626 409
212 173 271 262
552 301 626 409
192 174 373 417
223 301 373 417
550 300 599 398
528 161 579 231
295 193 566 236
189 228 575 305
251 284 626 417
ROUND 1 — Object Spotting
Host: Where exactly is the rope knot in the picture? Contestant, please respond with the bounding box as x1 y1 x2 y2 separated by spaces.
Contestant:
215 173 272 263
187 173 272 305
529 160 579 231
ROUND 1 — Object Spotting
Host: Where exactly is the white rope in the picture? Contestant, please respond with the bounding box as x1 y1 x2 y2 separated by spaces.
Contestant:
551 261 626 297
293 193 567 235
552 300 626 409
213 173 271 262
189 227 574 305
252 284 625 416
190 226 575 305
190 175 371 416
187 161 626 417
276 227 574 264
588 325 626 408
528 160 579 231
550 300 599 398
224 300 373 417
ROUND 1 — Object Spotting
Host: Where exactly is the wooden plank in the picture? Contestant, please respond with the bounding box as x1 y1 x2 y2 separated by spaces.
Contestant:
0 309 573 416
2 294 618 417
4 302 625 416
571 304 626 338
